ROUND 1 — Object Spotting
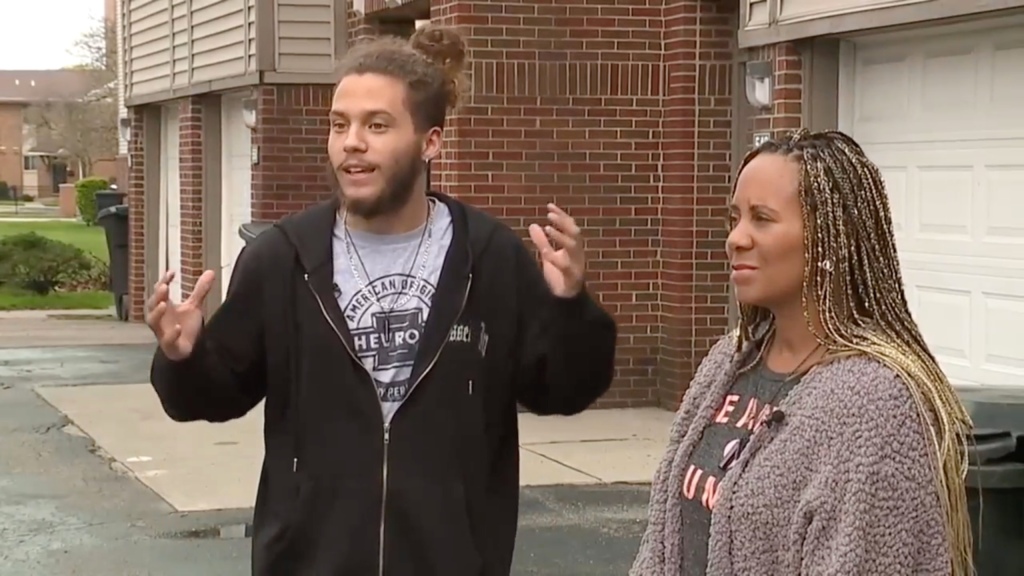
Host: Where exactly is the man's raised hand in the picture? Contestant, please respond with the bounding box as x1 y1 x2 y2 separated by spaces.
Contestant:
145 269 216 361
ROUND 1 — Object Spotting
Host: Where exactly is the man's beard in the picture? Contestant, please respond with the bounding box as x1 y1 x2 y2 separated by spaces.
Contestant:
328 148 423 220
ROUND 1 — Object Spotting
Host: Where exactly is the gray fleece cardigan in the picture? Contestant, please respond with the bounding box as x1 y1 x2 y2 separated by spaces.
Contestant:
630 334 951 575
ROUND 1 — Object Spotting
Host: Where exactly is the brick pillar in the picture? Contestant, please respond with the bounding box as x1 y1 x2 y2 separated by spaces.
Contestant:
347 6 380 45
659 0 737 408
251 85 335 222
429 0 665 407
127 106 147 321
178 97 205 295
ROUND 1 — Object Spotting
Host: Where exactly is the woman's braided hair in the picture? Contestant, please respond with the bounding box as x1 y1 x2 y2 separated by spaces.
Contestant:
736 128 974 576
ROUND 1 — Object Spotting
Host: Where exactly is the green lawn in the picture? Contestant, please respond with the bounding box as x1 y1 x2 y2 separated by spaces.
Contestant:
0 220 108 262
0 221 112 311
0 287 112 311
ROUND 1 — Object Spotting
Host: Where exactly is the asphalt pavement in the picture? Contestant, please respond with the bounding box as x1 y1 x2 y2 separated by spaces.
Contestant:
0 340 649 575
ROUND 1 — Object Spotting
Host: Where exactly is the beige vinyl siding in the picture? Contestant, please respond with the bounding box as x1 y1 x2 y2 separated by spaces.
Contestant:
117 0 129 155
743 0 934 31
745 0 769 29
275 0 336 73
126 0 256 98
776 0 931 24
125 0 172 97
175 0 256 85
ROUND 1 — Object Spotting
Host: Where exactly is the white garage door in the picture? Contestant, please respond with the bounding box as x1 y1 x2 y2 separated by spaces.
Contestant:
839 20 1024 387
220 94 253 300
159 105 183 304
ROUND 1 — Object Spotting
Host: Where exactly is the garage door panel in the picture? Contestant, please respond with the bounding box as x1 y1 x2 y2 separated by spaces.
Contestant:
869 147 1024 262
850 25 1024 145
160 107 183 305
220 95 253 301
900 254 1024 281
982 292 1024 384
993 38 1024 108
904 270 1024 386
844 21 1024 387
984 166 1024 242
905 280 971 369
874 165 907 234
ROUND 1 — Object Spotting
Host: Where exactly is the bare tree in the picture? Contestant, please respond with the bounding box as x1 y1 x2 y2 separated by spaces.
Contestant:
72 14 118 73
23 18 118 175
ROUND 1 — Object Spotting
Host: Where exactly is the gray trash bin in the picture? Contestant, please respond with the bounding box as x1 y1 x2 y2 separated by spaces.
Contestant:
957 386 1024 576
239 222 273 244
95 189 127 215
96 204 130 321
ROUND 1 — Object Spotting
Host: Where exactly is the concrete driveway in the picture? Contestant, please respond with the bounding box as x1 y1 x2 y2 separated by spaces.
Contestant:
0 310 654 575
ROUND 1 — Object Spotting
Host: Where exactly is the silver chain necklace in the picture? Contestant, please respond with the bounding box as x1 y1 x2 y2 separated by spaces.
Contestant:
341 198 436 313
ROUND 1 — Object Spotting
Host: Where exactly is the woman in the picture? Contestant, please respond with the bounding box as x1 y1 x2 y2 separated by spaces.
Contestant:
631 129 973 575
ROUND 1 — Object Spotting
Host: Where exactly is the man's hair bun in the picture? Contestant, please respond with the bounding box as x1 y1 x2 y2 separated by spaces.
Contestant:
409 24 467 110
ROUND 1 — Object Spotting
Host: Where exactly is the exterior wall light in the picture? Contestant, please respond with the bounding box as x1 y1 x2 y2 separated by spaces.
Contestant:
744 60 773 109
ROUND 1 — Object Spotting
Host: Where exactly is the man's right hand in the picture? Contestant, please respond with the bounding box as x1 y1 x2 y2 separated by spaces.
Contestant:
146 269 216 361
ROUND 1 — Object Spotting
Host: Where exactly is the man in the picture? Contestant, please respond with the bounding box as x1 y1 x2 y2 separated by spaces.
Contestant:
145 25 617 576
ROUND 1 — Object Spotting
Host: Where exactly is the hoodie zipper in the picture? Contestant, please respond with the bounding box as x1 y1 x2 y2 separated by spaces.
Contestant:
305 272 473 576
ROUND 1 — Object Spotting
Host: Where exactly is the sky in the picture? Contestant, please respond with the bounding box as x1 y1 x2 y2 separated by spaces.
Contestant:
0 0 106 70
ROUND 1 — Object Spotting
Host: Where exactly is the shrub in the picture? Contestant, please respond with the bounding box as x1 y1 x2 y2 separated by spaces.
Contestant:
0 233 104 295
0 181 9 200
62 257 109 292
75 177 109 226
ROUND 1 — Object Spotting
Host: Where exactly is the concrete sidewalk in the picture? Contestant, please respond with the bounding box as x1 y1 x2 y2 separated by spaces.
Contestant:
36 383 674 512
0 309 153 348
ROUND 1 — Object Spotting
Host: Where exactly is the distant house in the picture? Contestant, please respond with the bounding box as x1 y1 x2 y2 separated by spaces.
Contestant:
0 70 107 199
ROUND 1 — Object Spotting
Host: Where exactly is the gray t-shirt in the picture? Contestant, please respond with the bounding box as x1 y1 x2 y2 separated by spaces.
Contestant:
331 198 454 424
679 360 800 575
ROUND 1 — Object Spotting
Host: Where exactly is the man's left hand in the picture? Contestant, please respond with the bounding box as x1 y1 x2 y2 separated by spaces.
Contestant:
528 203 585 299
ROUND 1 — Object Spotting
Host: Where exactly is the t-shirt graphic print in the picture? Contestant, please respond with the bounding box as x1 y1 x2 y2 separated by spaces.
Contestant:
331 200 454 424
678 361 801 576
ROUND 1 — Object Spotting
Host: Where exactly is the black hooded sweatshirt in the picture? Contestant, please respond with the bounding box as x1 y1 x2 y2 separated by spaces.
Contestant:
149 192 618 576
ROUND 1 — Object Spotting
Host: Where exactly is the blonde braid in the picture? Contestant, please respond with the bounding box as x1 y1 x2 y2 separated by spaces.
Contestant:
734 128 974 576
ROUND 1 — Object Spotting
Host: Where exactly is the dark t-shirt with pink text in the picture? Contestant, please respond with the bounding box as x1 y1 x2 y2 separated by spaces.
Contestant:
679 361 800 575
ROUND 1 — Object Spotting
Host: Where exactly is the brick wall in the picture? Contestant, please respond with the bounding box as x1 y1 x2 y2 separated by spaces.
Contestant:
659 1 737 407
126 87 338 321
127 106 146 320
126 98 205 320
425 0 667 407
178 98 205 296
251 85 335 223
748 43 804 140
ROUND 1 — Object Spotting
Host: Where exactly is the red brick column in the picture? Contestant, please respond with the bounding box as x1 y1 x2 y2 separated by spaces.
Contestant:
658 0 738 408
251 85 335 222
178 97 205 295
347 6 380 45
127 106 147 321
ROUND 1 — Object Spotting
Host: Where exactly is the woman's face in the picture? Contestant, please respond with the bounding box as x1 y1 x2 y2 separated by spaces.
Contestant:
726 153 807 311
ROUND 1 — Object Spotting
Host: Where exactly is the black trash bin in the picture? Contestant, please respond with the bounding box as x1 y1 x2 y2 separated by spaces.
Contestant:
96 204 130 321
958 387 1024 576
95 189 127 215
239 222 273 244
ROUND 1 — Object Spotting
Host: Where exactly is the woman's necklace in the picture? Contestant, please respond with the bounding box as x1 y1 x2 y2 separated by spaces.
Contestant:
718 335 823 471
